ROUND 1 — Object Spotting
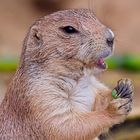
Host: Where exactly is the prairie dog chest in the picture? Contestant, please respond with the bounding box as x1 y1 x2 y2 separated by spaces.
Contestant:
72 69 100 112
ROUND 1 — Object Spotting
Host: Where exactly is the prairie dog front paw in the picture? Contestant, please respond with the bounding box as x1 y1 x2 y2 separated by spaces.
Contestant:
106 98 132 123
113 78 134 99
107 78 134 124
107 98 132 115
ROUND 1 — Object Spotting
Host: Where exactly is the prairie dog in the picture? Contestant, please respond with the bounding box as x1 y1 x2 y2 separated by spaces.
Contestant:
0 9 133 140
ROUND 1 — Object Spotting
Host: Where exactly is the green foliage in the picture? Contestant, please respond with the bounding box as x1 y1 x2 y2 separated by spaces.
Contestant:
106 55 140 72
106 56 123 69
0 57 18 72
123 55 140 71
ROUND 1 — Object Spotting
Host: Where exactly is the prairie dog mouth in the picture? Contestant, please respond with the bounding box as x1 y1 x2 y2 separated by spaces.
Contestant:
95 50 112 70
96 58 107 69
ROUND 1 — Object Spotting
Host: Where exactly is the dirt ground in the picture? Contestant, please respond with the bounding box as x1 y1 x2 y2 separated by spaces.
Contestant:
0 0 140 116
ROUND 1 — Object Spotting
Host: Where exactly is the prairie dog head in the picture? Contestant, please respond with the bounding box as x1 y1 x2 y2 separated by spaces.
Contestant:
22 9 114 73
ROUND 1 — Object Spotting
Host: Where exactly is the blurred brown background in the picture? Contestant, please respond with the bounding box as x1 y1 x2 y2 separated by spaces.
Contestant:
0 0 140 139
0 0 140 56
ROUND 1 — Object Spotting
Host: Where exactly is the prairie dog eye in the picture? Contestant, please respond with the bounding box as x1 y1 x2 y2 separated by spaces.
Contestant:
60 26 79 34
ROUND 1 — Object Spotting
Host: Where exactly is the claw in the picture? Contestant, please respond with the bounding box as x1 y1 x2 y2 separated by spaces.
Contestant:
114 79 134 99
117 82 124 94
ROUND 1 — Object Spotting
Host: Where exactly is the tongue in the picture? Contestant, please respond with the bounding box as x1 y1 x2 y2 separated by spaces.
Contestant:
96 58 107 69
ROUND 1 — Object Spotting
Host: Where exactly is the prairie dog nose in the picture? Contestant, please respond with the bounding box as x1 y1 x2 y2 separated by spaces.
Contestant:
105 28 115 48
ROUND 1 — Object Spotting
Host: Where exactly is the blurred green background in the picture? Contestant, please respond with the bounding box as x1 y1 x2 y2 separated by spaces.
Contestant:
0 0 140 139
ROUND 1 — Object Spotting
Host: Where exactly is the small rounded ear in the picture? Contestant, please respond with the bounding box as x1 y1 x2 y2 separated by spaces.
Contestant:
27 26 43 48
32 27 43 47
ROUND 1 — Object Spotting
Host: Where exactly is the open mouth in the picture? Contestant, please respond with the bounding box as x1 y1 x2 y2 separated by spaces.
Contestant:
96 58 107 69
87 50 112 70
94 49 113 70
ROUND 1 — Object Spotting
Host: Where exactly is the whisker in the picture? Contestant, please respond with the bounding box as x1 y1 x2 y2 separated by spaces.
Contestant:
88 0 92 15
91 0 95 13
81 40 94 58
87 0 96 20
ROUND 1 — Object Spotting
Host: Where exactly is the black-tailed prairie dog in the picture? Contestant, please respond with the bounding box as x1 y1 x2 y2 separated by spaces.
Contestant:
0 9 133 140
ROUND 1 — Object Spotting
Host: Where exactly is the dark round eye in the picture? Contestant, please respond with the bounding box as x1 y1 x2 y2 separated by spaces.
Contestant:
61 26 79 34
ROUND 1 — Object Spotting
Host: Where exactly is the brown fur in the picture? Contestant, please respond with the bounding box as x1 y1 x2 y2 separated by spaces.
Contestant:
0 9 132 140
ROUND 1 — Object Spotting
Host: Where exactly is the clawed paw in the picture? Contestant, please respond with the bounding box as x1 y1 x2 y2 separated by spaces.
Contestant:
107 78 134 123
113 78 134 99
108 98 132 116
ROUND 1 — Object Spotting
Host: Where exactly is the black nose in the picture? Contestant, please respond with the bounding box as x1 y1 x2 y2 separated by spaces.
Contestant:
105 28 115 48
106 37 114 48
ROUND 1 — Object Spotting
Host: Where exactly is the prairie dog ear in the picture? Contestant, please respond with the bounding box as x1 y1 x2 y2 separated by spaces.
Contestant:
27 26 43 48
